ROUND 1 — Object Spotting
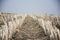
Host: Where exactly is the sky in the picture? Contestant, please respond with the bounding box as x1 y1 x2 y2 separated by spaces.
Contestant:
0 0 60 15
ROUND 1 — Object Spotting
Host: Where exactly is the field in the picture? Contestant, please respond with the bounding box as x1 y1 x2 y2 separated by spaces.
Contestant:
0 12 60 40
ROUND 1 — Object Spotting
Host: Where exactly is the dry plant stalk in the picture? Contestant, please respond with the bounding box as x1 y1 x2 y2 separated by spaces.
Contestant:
0 13 60 40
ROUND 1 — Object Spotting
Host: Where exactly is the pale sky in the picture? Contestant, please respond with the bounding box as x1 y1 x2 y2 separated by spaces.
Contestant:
0 0 60 15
